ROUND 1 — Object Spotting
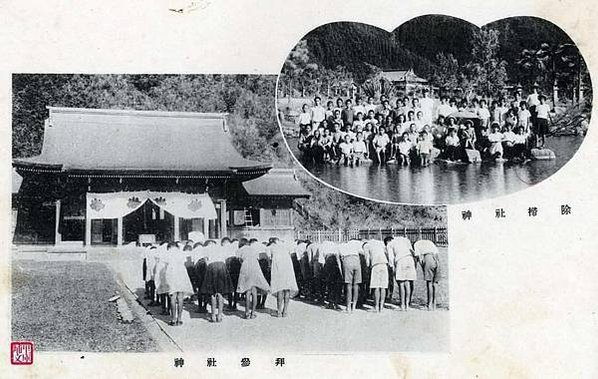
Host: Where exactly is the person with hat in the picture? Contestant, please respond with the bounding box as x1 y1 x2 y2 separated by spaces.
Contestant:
511 85 524 110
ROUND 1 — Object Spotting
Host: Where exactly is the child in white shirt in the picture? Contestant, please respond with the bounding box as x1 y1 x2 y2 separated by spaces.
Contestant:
444 128 460 161
417 131 434 167
352 132 368 166
517 101 531 133
337 134 354 167
487 124 504 159
397 133 413 166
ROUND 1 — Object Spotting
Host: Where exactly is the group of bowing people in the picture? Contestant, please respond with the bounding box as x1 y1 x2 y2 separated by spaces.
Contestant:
141 235 442 326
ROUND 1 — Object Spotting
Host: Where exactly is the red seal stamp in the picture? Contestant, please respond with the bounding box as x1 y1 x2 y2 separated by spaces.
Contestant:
11 341 34 365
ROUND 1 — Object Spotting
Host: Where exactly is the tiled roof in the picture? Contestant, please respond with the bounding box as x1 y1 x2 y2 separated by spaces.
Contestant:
13 107 271 176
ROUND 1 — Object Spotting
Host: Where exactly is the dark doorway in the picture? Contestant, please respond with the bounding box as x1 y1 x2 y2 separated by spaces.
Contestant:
123 200 174 244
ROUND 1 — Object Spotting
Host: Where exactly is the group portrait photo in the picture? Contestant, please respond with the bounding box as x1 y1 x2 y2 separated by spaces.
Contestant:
277 15 592 204
11 74 449 353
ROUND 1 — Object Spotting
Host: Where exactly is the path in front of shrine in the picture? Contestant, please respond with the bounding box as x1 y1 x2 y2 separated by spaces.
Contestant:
100 250 449 353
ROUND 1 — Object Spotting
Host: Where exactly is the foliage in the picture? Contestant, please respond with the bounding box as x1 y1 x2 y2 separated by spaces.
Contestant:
550 103 590 136
280 43 355 99
304 22 438 84
280 40 320 98
13 74 446 231
322 65 354 98
288 16 590 103
465 28 509 97
516 42 588 104
430 53 461 91
293 170 446 231
12 74 281 161
360 77 396 100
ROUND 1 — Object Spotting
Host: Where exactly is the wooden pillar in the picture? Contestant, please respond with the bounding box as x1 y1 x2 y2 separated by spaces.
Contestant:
54 200 61 244
174 216 180 242
116 217 123 246
85 204 92 246
202 217 208 240
220 199 227 238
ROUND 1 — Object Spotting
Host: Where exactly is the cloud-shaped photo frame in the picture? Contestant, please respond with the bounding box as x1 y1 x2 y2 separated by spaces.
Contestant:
276 15 592 205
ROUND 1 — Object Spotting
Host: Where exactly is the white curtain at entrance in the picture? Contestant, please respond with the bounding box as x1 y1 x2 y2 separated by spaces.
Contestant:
86 191 217 220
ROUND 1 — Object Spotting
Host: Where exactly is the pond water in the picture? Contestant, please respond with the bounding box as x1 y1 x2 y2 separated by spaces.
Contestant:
288 136 585 204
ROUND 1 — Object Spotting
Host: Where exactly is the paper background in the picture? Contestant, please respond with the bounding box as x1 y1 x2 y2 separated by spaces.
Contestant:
1 0 597 377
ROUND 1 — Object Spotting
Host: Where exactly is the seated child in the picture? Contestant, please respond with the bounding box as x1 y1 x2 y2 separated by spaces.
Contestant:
337 134 354 166
408 123 419 147
363 123 372 142
397 133 412 166
366 110 377 127
462 120 476 150
353 112 365 131
487 124 504 159
319 129 334 161
373 127 390 164
352 132 368 166
297 128 312 161
331 109 344 131
501 125 516 159
422 125 434 143
390 130 401 160
417 131 434 167
331 123 344 160
512 126 528 160
345 127 356 143
444 128 460 161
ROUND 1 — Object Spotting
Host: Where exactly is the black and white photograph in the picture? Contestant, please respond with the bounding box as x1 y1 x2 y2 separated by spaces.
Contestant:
4 1 598 377
11 74 449 353
277 15 592 204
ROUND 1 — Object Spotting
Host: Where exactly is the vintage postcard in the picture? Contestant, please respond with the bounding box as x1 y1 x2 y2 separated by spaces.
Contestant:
1 1 597 378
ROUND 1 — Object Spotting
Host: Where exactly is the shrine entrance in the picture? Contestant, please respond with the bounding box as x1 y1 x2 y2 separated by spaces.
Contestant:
122 201 174 244
84 191 218 246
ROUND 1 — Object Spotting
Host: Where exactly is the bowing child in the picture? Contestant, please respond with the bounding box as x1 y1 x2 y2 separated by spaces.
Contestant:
268 238 299 317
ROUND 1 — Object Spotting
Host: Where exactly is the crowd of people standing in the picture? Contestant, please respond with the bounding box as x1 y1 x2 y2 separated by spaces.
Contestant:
140 235 444 326
291 84 553 167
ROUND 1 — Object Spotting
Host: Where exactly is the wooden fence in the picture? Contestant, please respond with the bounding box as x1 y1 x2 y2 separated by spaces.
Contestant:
296 227 448 247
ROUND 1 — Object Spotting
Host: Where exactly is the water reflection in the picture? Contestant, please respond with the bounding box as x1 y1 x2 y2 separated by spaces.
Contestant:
293 136 583 204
